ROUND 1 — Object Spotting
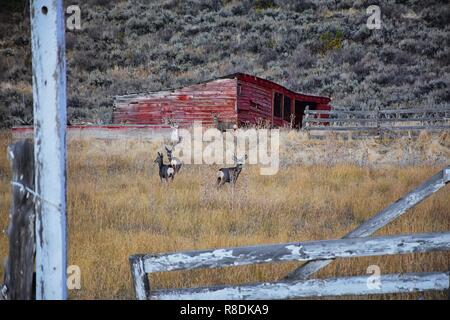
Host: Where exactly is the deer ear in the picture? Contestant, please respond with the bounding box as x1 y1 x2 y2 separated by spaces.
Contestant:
165 146 170 152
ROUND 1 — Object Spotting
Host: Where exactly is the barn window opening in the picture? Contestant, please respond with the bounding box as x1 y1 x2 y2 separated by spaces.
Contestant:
273 92 282 118
283 96 292 121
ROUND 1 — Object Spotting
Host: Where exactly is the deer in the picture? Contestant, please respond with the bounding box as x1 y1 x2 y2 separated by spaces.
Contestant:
165 146 183 174
154 152 175 182
216 154 248 187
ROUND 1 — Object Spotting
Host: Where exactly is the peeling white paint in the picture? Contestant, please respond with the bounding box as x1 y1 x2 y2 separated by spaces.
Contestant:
31 0 67 300
444 168 450 182
285 245 302 257
153 272 449 300
145 249 235 272
140 232 450 274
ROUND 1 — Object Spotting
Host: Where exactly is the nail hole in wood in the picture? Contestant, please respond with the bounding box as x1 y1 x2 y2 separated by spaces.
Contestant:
41 6 48 15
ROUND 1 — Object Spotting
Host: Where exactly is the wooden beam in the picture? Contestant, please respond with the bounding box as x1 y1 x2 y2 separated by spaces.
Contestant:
2 141 35 300
285 166 450 280
134 232 450 274
129 256 151 300
379 125 450 131
382 108 450 114
304 125 450 131
303 117 449 123
151 272 449 300
305 126 378 131
31 0 67 300
379 117 450 123
305 107 450 116
304 118 375 123
305 110 376 116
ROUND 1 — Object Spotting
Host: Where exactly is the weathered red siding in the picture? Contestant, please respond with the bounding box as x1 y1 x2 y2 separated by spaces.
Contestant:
113 73 331 128
236 78 273 126
235 74 331 127
113 78 238 127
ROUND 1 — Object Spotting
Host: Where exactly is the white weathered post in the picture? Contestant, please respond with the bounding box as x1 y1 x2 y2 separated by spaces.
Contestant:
30 0 67 300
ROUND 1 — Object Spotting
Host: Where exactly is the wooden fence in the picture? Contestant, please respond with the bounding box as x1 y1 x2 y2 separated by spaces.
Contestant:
302 106 450 136
1 141 35 300
129 166 450 300
1 0 68 300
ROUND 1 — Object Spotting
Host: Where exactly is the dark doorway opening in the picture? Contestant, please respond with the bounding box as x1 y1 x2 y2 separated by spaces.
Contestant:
283 96 292 122
274 92 283 118
294 101 317 128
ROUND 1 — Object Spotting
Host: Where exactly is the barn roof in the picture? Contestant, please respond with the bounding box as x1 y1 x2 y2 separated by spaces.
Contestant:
114 72 331 103
223 73 331 102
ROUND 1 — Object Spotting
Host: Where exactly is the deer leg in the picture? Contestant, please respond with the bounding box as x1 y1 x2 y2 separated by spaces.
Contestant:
231 172 237 185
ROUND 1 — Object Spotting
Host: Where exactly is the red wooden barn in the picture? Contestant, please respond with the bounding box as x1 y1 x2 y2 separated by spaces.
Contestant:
113 73 331 129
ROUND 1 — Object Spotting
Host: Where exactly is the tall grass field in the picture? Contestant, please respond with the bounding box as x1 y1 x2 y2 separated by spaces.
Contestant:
0 130 449 299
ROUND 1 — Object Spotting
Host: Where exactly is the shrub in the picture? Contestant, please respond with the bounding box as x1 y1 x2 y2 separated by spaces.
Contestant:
317 30 344 54
0 1 449 127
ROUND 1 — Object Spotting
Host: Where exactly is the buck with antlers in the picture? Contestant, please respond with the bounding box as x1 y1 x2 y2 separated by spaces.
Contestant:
216 154 248 187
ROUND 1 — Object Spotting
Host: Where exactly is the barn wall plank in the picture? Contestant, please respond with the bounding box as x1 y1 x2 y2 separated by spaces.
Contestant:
113 79 238 127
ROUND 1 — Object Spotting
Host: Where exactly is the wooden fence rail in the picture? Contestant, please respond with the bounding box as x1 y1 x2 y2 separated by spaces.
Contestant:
130 166 450 300
132 232 450 274
153 272 450 300
305 107 450 116
302 106 450 134
130 232 450 299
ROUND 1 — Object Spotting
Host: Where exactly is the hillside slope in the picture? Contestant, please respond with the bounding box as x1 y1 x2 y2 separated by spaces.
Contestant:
0 0 449 127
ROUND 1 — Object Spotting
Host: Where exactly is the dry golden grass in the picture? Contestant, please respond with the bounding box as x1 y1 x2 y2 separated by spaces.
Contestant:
0 130 449 299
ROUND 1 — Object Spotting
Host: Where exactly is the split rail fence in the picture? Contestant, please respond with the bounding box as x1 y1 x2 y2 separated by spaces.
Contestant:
129 166 450 300
302 106 450 136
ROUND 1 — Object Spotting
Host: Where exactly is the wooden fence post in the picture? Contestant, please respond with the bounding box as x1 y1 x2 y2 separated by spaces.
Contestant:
1 141 35 300
301 106 308 126
129 256 151 300
375 105 381 138
30 0 68 300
